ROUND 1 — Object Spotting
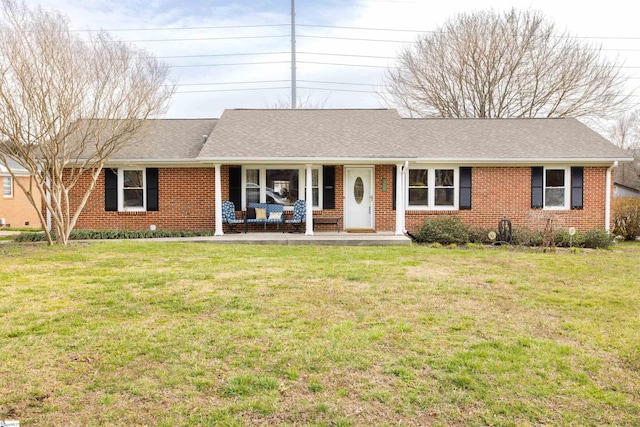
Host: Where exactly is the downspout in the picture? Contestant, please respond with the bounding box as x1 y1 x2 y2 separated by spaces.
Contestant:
605 161 617 232
402 161 408 234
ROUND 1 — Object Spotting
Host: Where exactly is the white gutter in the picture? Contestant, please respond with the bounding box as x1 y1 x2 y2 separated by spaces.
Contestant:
403 160 408 234
605 161 618 232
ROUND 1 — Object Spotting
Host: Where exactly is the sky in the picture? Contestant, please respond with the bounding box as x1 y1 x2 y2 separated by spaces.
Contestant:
23 0 640 119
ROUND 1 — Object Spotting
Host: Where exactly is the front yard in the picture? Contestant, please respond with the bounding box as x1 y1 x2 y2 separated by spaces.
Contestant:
1 242 639 426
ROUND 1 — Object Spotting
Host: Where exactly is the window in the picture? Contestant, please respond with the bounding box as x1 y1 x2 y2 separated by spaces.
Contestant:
407 167 457 209
435 169 454 206
119 169 146 211
408 169 428 206
306 169 319 207
531 166 580 210
105 168 158 212
266 169 299 205
245 169 260 205
2 176 12 198
544 167 569 209
242 166 321 209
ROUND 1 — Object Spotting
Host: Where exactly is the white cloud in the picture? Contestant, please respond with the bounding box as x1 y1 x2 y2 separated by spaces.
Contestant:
21 0 640 117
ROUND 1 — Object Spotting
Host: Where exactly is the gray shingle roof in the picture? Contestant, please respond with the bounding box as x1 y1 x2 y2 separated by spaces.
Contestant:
403 117 627 161
109 118 217 160
195 109 627 162
97 109 627 163
197 109 410 159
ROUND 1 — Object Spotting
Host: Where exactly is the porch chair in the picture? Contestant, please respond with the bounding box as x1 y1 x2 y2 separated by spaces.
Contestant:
284 199 306 233
221 200 244 233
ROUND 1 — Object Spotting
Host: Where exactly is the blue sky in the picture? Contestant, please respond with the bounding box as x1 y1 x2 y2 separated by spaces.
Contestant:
25 0 640 118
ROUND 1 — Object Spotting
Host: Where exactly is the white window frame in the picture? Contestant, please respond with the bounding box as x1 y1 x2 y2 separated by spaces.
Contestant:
241 166 322 210
406 166 459 210
2 176 12 198
118 168 146 212
543 166 570 210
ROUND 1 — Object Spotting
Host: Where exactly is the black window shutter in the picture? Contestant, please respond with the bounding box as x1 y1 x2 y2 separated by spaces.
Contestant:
146 168 159 211
104 168 118 211
229 167 242 209
392 166 397 210
571 167 584 210
531 167 544 209
459 167 472 210
323 166 335 209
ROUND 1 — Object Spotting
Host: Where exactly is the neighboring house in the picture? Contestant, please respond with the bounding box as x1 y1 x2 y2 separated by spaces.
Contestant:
69 109 631 235
614 182 640 198
0 158 42 228
613 160 640 198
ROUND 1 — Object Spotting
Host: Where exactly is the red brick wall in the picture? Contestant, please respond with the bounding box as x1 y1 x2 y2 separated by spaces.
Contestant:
70 165 611 233
404 166 610 233
74 168 216 231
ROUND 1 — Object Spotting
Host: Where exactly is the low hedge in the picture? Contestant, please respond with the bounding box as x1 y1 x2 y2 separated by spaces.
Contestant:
414 216 614 249
14 229 214 243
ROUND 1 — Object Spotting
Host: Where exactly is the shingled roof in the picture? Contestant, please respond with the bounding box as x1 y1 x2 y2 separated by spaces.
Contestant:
197 109 410 160
108 118 217 160
99 109 628 164
194 109 628 163
402 117 627 161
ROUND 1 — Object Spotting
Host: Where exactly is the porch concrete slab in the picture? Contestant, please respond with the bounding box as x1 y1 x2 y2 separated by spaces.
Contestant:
142 231 412 246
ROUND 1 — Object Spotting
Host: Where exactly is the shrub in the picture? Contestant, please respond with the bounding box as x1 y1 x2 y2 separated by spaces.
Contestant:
415 216 469 245
511 227 543 247
583 228 615 249
613 197 640 241
554 228 585 248
468 226 495 244
13 229 215 242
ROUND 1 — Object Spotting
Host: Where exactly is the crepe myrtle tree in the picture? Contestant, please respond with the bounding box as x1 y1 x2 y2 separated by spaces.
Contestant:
382 9 631 118
0 0 174 245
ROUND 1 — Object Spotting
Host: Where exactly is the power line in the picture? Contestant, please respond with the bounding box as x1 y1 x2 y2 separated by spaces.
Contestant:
70 22 640 43
169 61 290 68
172 80 290 87
298 51 393 59
298 34 412 43
298 61 390 69
298 79 380 87
175 86 291 94
157 51 289 59
72 24 290 32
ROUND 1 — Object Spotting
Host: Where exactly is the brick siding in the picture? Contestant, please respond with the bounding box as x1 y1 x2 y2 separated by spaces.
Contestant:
71 165 612 233
0 175 42 228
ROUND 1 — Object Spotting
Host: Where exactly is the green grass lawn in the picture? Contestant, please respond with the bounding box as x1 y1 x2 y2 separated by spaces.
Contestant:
1 241 639 426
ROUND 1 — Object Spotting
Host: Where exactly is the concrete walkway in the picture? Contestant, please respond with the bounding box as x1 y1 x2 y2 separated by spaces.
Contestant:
1 229 412 246
139 231 412 246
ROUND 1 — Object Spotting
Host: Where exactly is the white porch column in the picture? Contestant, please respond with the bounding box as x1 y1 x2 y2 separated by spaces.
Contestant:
395 163 405 235
305 164 314 236
214 163 223 236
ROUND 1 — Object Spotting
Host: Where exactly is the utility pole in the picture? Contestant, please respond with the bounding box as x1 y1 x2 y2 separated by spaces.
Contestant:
291 0 297 109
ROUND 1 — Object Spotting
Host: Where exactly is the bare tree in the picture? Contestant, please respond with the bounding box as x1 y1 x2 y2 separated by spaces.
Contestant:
0 0 174 244
382 9 631 118
607 109 640 151
270 94 329 109
605 110 640 189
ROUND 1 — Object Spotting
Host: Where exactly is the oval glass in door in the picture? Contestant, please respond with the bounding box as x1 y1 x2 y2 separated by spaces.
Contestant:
354 177 364 204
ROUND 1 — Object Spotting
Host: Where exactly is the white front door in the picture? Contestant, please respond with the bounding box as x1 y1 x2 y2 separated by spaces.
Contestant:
344 167 374 230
